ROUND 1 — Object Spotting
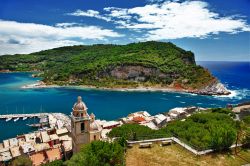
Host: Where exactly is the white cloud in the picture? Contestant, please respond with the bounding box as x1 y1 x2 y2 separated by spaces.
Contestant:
55 22 80 27
70 1 250 40
68 9 111 21
0 20 122 55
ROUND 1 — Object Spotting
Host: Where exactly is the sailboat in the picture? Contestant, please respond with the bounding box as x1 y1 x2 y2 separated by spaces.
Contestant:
14 117 19 122
5 107 11 122
6 118 12 122
22 107 27 120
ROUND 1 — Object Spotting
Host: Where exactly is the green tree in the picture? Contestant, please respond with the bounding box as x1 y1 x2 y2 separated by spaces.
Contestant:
209 123 237 151
65 141 125 166
12 156 33 166
242 116 250 147
42 160 63 166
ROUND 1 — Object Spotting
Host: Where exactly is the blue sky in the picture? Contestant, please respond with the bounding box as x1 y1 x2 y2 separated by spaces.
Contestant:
0 0 249 61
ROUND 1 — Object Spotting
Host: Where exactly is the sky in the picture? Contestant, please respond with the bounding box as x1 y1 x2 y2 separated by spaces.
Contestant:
0 0 249 61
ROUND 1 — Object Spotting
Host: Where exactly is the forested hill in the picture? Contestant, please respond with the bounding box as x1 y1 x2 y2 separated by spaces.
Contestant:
0 41 225 93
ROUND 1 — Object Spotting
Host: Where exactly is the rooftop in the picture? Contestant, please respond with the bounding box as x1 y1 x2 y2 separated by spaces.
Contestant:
233 104 250 113
62 141 72 152
21 143 35 154
10 146 21 158
46 148 62 162
128 111 151 118
25 133 36 143
30 151 46 166
49 134 59 141
41 131 50 143
0 150 12 162
3 140 9 148
9 138 18 147
56 127 68 135
132 116 146 123
34 143 50 152
141 121 158 130
102 121 120 128
59 135 72 141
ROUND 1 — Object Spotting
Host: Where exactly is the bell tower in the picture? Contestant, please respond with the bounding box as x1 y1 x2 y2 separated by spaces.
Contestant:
71 96 91 153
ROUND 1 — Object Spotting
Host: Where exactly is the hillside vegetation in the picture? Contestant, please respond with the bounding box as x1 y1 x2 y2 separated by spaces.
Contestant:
108 111 238 151
0 41 215 90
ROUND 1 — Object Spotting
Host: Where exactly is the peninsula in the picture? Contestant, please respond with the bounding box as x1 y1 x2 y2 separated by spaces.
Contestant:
0 41 230 95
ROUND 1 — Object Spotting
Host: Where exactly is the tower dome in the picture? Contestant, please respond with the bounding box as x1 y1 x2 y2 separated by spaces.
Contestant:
90 113 95 122
73 96 87 111
90 121 100 131
72 96 88 117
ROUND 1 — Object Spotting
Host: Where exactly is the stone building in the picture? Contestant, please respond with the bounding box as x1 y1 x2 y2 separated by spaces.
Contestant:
70 96 101 153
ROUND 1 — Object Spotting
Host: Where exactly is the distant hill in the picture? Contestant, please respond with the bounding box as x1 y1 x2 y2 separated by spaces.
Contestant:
0 41 230 95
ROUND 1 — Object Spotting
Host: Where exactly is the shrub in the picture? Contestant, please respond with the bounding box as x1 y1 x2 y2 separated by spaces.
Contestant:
65 141 125 166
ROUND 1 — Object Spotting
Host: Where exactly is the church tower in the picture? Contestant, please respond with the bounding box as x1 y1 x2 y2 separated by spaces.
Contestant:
71 96 91 153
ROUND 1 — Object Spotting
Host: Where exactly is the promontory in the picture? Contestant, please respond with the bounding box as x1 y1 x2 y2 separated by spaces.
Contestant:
0 41 230 95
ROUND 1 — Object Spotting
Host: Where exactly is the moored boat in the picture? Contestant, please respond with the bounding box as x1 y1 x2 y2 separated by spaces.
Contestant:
14 117 19 122
6 118 12 122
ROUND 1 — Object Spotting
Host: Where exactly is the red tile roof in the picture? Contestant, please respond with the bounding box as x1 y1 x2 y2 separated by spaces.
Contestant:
132 116 145 123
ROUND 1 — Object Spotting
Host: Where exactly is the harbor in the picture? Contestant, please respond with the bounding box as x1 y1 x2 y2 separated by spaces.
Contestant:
0 112 72 164
0 96 250 165
0 113 49 120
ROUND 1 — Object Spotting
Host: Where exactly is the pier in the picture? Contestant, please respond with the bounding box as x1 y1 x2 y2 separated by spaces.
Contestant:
0 113 49 119
0 113 71 131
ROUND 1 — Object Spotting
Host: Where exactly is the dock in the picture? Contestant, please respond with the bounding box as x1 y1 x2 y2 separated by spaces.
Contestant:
0 113 49 119
0 113 71 131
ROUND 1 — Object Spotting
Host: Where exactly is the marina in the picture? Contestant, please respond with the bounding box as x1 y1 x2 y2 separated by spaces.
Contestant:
0 113 49 120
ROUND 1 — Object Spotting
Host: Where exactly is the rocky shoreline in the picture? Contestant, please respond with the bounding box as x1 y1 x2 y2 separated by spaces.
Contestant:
189 80 231 96
21 80 231 96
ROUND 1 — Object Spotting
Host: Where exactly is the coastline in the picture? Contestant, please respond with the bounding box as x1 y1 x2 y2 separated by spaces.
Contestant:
21 80 231 96
21 81 186 92
1 69 231 96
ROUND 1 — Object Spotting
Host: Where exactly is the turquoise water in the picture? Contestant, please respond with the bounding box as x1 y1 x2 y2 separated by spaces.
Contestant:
0 61 250 141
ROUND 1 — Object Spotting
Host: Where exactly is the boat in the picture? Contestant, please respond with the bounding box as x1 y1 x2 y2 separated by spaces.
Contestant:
14 117 19 122
27 123 42 128
6 118 12 122
23 117 27 120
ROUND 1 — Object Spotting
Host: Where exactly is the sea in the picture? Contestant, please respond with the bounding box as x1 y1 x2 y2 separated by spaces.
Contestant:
0 61 249 141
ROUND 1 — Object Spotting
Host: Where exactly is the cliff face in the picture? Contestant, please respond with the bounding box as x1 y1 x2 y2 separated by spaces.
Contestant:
96 65 230 95
0 41 230 95
98 65 179 83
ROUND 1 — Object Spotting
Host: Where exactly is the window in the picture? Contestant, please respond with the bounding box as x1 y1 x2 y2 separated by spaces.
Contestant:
81 122 85 132
94 135 96 140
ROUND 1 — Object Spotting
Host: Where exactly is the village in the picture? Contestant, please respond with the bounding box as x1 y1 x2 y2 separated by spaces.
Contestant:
0 97 250 165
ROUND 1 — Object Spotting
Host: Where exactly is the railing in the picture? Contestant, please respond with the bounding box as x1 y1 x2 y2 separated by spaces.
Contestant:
127 136 243 156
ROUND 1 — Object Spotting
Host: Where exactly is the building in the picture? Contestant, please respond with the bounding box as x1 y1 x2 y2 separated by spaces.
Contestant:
89 113 102 142
168 107 188 119
233 104 250 120
70 96 101 153
152 114 168 128
120 111 152 124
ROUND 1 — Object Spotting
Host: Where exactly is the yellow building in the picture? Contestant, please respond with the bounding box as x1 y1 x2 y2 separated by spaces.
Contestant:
71 96 101 153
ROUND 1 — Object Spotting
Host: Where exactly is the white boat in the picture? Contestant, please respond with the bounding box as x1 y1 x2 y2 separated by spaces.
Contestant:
14 117 20 122
6 118 12 122
23 117 27 120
